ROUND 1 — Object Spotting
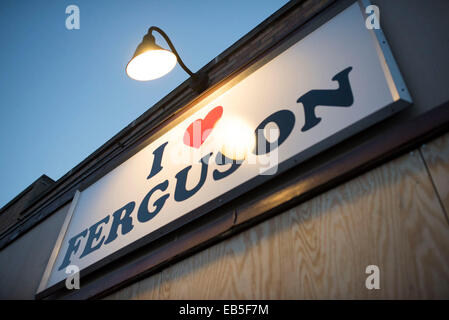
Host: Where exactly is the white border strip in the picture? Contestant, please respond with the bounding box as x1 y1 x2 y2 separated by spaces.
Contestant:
36 190 81 295
358 0 412 103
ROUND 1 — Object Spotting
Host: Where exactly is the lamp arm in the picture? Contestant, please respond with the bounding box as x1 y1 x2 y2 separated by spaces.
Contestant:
148 26 194 77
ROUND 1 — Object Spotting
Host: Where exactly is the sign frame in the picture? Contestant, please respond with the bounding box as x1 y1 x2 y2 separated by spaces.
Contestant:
37 0 412 298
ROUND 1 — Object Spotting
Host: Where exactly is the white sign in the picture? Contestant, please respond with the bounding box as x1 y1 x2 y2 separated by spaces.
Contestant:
40 2 411 291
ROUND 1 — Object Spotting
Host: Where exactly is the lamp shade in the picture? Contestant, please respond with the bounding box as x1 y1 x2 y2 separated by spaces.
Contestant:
126 34 177 81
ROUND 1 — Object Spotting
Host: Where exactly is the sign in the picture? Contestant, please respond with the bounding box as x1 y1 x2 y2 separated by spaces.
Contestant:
40 2 411 291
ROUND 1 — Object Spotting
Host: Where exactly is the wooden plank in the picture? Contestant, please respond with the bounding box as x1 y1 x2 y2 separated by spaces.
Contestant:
420 132 449 215
103 273 161 300
278 151 449 299
158 217 282 299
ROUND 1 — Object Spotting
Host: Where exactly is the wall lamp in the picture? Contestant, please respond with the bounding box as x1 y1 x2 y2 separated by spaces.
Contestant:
126 26 209 93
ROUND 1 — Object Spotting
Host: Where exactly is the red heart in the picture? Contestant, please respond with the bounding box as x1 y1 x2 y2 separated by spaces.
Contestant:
183 106 223 148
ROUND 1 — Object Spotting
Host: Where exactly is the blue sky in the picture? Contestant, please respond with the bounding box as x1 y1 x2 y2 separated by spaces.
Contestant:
0 0 288 208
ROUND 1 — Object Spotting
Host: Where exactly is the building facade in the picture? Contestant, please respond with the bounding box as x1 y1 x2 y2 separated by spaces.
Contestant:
0 0 449 299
